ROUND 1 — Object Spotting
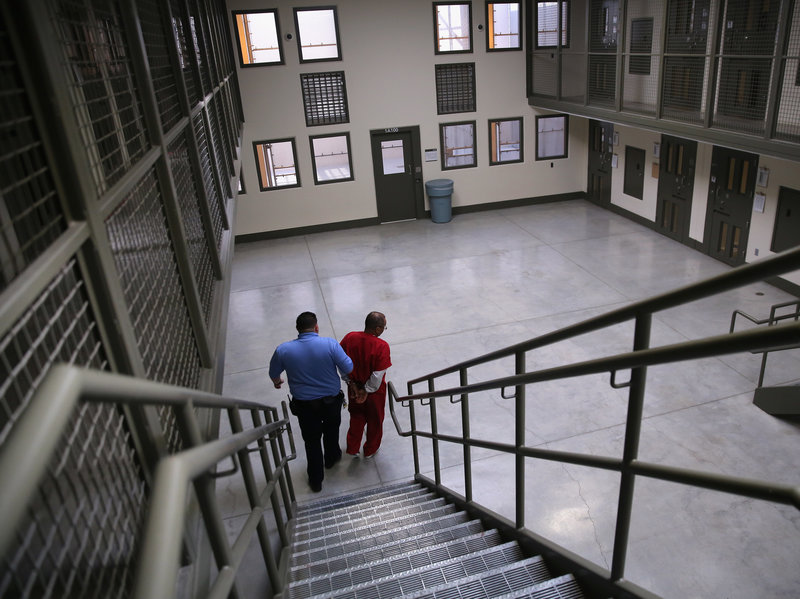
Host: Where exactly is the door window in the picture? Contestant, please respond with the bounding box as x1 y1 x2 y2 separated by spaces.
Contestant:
381 140 405 175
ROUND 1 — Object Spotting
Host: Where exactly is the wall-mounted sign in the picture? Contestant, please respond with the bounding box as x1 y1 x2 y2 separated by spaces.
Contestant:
425 149 438 162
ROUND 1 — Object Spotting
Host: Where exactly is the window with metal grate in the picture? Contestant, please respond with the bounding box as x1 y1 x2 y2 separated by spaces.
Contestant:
435 63 476 114
300 71 350 126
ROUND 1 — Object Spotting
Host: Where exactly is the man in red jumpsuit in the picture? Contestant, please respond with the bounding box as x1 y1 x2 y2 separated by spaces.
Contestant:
340 311 392 458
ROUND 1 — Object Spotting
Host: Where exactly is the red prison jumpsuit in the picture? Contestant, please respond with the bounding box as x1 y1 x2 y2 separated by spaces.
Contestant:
340 331 392 457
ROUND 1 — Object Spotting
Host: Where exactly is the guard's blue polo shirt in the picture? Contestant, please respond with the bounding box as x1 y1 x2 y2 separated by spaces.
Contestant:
269 332 353 400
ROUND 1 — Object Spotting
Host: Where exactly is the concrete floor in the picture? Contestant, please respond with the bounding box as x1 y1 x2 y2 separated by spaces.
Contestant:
221 200 800 599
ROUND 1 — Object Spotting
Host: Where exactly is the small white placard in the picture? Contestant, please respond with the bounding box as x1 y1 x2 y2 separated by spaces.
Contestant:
753 192 766 213
425 149 438 162
756 166 769 187
611 153 619 168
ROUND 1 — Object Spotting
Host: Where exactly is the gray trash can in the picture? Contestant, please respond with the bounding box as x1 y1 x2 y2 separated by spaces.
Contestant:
425 179 454 223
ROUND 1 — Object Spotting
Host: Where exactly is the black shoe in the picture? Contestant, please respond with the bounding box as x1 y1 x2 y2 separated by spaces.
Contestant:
309 480 322 492
325 452 342 469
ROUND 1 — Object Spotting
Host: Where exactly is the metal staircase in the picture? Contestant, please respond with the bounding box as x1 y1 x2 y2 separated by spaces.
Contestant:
281 481 585 599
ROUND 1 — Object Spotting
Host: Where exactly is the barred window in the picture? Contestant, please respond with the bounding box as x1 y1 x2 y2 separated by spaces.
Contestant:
440 121 476 170
489 117 523 164
254 138 300 190
435 63 476 114
434 2 472 53
310 133 353 184
294 7 342 62
487 3 521 50
300 71 349 126
232 10 283 66
536 1 569 48
536 114 568 160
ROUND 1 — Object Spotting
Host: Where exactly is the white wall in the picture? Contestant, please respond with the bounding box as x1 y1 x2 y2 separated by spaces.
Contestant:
609 124 659 221
608 124 800 286
228 0 587 236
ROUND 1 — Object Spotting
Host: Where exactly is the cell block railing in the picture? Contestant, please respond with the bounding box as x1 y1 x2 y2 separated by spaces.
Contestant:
0 364 297 599
388 245 800 599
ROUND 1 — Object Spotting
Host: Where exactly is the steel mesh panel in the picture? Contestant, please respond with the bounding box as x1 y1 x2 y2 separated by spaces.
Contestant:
0 259 109 446
1 400 145 599
170 0 201 107
622 56 659 115
192 112 224 250
49 0 149 196
530 53 557 98
713 57 771 135
0 25 67 293
775 8 800 142
662 56 708 124
185 0 212 96
104 167 202 392
435 63 476 114
136 0 183 134
560 53 586 104
300 71 350 126
210 95 233 176
588 55 616 106
204 103 231 200
167 132 215 325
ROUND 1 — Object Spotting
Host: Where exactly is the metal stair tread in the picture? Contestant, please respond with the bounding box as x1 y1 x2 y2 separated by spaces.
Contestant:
295 488 435 530
287 541 529 599
398 555 553 599
293 496 449 542
295 481 423 518
288 528 505 586
289 511 473 566
290 502 457 553
492 573 585 599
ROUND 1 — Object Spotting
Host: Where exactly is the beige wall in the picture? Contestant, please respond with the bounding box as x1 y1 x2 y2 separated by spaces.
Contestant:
229 0 587 235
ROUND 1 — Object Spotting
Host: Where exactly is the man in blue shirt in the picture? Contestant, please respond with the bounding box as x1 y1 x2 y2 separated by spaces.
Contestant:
269 311 353 492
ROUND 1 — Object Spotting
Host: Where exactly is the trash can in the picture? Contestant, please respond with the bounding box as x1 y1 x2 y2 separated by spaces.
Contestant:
425 179 454 223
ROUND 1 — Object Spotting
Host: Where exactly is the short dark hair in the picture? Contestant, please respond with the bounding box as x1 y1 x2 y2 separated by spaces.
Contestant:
364 311 385 330
296 311 317 332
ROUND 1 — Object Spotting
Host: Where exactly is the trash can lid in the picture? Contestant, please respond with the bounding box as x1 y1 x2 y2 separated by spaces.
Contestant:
425 178 454 189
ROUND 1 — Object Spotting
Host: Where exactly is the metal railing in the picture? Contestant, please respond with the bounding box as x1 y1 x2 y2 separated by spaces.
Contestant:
388 245 800 599
0 364 297 599
730 299 800 386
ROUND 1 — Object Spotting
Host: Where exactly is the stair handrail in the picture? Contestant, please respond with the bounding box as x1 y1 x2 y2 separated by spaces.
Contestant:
0 364 297 598
388 245 800 597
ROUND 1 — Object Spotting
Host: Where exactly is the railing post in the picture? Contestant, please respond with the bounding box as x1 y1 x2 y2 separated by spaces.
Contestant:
248 409 290 545
460 367 472 502
611 313 652 582
260 407 295 519
228 408 281 594
175 402 241 599
429 378 441 487
515 350 526 529
405 382 421 476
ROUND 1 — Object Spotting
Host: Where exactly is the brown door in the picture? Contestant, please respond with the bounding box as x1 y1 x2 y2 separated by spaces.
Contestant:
656 135 696 244
587 120 614 205
705 146 758 266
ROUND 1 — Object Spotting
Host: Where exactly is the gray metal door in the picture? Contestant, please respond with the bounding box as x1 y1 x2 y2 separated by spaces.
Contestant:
587 120 613 205
706 146 758 266
656 135 696 244
370 129 419 223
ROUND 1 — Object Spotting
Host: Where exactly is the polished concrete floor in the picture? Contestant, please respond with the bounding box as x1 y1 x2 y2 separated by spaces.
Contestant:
222 200 800 599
